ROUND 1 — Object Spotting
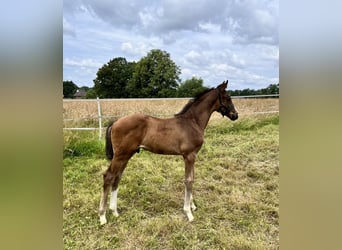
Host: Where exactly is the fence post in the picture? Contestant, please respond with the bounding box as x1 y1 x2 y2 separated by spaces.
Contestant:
97 97 102 139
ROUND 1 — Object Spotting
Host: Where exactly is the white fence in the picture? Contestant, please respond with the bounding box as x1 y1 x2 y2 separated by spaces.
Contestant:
63 95 279 139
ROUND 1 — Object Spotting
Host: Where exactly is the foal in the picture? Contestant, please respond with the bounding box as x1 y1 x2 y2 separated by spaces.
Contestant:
99 80 238 224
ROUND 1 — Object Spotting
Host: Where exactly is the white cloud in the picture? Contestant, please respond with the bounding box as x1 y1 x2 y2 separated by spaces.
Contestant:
120 42 147 57
119 38 164 58
198 22 221 33
120 42 134 53
184 50 202 62
224 0 278 45
78 0 278 45
64 58 102 68
63 0 279 89
261 46 279 61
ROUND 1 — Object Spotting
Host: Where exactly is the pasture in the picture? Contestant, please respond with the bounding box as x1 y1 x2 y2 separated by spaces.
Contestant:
63 98 279 249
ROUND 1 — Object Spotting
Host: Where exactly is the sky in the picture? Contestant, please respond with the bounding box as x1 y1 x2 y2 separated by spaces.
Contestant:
63 0 278 90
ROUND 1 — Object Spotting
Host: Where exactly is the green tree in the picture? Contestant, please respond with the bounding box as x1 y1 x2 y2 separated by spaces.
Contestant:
85 88 97 99
63 80 78 98
127 49 181 97
93 57 135 98
229 83 279 96
79 86 90 92
177 77 207 97
262 83 279 94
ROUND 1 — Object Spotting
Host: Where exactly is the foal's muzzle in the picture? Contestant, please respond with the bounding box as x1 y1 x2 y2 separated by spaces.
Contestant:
228 112 238 121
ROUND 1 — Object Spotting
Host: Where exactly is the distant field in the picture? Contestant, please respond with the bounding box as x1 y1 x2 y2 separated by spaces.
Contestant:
63 98 279 127
63 98 279 249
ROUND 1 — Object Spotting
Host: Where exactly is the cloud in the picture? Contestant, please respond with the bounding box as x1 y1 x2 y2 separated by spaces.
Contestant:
63 58 103 86
120 42 150 57
224 0 278 45
198 22 221 33
81 0 145 28
184 50 202 63
207 63 271 89
138 0 225 33
63 0 279 88
64 58 102 68
63 18 76 37
81 0 219 33
261 46 279 61
79 0 278 45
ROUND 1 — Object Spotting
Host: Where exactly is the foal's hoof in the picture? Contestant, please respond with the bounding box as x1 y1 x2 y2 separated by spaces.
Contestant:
187 215 194 222
185 211 194 222
99 215 107 225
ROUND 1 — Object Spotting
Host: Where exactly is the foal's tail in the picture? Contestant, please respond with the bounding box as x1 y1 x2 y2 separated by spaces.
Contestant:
105 121 114 160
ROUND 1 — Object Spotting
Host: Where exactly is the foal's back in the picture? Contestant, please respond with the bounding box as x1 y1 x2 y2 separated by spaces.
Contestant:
112 114 203 156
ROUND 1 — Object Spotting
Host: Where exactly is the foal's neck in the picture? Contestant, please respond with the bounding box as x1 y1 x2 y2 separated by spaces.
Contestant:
181 91 218 130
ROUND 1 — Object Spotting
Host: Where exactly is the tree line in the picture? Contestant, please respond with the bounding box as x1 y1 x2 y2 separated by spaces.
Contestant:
229 83 279 96
63 49 278 99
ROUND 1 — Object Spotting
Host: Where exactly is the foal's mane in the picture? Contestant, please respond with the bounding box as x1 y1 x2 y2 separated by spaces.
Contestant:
175 88 214 116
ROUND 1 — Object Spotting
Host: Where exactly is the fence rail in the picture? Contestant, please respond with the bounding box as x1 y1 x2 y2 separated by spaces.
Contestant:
63 95 279 139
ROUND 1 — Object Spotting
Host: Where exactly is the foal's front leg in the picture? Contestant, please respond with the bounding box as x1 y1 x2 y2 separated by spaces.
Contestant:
183 153 196 222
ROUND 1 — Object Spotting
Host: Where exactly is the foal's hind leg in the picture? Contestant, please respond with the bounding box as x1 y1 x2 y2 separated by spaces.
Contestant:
109 163 127 217
183 153 196 222
99 156 130 225
99 163 114 225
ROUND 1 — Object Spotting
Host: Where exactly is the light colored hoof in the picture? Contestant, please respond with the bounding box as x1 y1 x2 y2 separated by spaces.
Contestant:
112 211 119 217
100 215 107 225
191 204 197 211
184 210 194 222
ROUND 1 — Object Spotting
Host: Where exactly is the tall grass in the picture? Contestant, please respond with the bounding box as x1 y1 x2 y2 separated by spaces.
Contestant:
63 130 104 158
63 114 279 249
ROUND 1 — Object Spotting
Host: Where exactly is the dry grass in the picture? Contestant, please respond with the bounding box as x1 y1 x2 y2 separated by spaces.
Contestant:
63 98 279 124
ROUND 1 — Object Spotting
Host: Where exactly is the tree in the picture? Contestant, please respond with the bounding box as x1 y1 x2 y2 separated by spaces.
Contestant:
93 57 135 98
63 80 78 98
177 77 207 97
263 83 279 95
85 88 97 99
229 83 279 96
79 86 90 92
127 49 181 97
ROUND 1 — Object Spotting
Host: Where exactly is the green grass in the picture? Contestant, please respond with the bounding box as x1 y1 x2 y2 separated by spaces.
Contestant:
63 130 104 158
63 114 279 249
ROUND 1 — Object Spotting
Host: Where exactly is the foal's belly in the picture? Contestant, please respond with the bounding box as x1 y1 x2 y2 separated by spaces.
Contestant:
138 143 181 155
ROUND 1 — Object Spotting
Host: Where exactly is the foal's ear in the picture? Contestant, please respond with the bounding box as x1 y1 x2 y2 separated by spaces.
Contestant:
217 80 228 91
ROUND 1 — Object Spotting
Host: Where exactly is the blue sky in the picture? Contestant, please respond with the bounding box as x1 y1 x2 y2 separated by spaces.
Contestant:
63 0 278 90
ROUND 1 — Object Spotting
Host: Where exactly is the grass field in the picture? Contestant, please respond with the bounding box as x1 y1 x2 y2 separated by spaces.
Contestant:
63 99 279 249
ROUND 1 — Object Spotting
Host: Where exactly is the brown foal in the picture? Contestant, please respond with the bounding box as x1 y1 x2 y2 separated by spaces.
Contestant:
99 80 238 224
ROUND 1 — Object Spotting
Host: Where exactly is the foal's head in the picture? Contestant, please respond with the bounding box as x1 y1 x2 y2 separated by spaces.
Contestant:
216 80 238 121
